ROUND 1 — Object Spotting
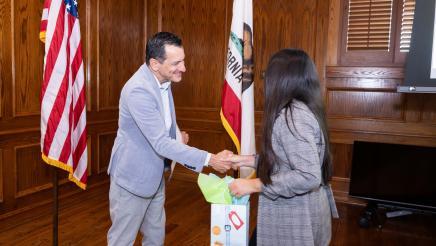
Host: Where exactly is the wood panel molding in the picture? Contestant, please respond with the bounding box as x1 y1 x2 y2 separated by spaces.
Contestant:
0 69 2 118
0 0 10 119
162 0 229 109
314 0 330 89
0 127 39 147
12 0 45 117
0 117 118 143
326 77 400 91
84 0 92 112
96 132 116 174
96 0 146 111
176 107 263 128
331 143 353 178
146 0 162 37
330 129 436 148
176 107 221 121
176 108 263 149
0 149 3 203
326 0 341 66
329 118 436 141
326 90 404 120
326 66 436 146
14 143 69 198
421 94 436 123
86 138 92 176
326 66 404 79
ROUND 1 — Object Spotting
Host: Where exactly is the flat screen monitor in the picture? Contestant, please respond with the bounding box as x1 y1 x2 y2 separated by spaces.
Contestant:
399 0 436 93
349 141 436 212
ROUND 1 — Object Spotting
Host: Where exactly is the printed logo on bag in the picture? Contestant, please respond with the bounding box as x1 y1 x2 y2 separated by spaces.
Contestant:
212 226 221 235
228 210 244 230
213 241 224 246
224 224 231 231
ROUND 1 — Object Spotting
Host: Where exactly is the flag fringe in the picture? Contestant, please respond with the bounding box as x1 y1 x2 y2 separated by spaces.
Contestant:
220 109 241 154
39 31 46 43
41 153 87 190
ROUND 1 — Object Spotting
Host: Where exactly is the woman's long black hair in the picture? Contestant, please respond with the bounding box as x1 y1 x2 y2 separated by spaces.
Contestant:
257 49 332 185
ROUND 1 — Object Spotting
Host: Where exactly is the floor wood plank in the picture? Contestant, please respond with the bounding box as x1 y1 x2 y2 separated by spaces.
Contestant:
0 177 435 245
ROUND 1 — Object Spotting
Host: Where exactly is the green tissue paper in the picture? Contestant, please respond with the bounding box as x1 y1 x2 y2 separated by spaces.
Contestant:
197 173 233 205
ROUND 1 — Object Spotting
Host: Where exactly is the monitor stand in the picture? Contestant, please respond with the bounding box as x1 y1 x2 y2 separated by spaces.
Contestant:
385 209 413 218
359 202 417 228
359 202 383 229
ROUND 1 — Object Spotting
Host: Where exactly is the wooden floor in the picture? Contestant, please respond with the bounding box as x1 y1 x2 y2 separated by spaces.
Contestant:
1 176 435 245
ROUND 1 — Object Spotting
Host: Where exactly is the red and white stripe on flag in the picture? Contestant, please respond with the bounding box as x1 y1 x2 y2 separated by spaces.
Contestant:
221 0 255 178
40 0 88 189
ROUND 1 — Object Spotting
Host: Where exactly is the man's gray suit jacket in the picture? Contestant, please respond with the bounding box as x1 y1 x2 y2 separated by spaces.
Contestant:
108 64 208 197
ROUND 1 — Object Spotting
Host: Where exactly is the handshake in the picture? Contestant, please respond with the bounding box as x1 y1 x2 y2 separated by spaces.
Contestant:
180 131 254 174
208 150 256 173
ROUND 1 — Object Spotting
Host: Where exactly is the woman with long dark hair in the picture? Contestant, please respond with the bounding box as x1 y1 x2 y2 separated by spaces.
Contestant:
229 49 339 245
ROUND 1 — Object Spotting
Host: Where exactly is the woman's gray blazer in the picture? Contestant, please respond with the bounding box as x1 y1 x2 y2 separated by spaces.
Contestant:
257 101 339 246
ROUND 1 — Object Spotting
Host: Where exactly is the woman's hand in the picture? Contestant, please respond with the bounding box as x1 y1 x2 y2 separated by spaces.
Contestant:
229 178 262 197
224 154 256 170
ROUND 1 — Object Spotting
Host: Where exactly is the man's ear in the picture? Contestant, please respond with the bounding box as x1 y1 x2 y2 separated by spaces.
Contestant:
149 58 161 72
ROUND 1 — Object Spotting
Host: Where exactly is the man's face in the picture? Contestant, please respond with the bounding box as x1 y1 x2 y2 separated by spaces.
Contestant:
153 45 186 83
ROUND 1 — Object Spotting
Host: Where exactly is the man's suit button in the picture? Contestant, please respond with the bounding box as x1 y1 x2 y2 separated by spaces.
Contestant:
184 164 194 170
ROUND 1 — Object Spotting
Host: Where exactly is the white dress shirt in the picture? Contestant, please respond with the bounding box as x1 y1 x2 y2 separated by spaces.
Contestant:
153 75 210 166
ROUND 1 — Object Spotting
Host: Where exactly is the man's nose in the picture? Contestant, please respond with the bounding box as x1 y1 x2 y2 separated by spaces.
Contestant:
179 63 186 72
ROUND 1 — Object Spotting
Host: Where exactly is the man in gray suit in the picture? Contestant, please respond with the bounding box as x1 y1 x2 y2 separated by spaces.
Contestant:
107 32 232 245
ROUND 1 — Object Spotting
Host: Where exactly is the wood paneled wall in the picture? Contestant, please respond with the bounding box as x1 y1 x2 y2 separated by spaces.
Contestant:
0 0 146 217
0 0 331 217
4 0 426 217
327 0 436 203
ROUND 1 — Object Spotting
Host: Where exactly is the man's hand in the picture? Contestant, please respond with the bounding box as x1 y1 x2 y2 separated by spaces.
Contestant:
181 131 189 144
208 150 233 173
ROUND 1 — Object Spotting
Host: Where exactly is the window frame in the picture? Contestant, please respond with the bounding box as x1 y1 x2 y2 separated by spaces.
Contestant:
339 0 409 66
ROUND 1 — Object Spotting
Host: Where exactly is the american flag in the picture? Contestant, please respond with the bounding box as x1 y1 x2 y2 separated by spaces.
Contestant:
40 0 88 189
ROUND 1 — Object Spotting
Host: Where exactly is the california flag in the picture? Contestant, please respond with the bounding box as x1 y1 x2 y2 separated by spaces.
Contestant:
221 0 255 178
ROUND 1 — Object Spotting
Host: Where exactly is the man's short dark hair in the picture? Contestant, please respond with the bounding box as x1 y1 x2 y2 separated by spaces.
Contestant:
145 32 182 65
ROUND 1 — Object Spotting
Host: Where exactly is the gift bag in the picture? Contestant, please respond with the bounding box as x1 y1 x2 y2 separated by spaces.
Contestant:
210 203 250 246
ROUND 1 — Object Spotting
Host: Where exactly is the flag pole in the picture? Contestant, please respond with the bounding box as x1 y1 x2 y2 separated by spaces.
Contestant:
41 0 88 242
52 166 59 246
